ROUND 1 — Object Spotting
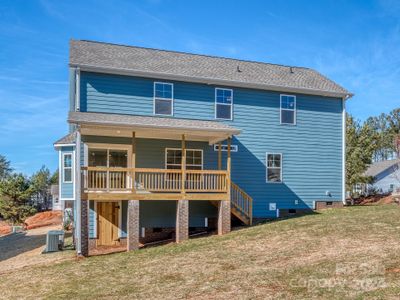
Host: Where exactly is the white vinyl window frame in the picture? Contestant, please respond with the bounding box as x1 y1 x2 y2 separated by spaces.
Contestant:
215 88 233 120
266 152 283 183
153 82 174 116
280 94 296 125
165 148 204 170
62 153 73 183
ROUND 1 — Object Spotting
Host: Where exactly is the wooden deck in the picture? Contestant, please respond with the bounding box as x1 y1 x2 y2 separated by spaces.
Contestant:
81 167 230 201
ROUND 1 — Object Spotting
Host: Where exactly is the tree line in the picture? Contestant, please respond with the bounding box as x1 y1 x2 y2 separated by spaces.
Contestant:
346 108 400 193
0 155 58 224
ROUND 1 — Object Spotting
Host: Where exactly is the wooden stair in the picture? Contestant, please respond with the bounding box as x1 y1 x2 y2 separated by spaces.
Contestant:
210 182 253 226
230 182 253 225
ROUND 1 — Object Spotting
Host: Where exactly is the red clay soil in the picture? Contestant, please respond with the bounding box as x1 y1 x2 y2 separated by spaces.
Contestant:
24 211 62 230
356 194 394 205
0 220 11 236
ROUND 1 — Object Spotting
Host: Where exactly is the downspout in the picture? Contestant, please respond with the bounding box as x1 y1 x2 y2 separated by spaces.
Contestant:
342 97 347 204
75 67 80 112
75 129 82 254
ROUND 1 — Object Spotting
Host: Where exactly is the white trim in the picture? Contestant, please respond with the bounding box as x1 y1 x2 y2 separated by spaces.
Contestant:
75 130 82 255
60 149 76 201
215 88 233 120
266 152 283 183
58 150 62 201
54 143 76 148
94 201 97 238
75 68 80 111
153 81 174 116
280 94 296 125
342 98 346 204
165 148 204 170
118 200 122 238
62 153 73 183
213 144 238 152
72 64 353 99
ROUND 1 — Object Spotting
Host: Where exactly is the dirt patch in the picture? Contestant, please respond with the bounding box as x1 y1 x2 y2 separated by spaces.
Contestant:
355 194 394 205
25 211 62 230
0 220 11 236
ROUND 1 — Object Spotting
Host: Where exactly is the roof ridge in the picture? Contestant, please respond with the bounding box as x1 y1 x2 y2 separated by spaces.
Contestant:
72 39 312 71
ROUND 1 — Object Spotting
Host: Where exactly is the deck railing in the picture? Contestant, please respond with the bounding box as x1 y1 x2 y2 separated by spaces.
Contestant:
231 182 253 225
82 167 228 194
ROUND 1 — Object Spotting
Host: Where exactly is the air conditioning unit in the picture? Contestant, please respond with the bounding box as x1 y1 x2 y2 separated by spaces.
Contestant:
44 230 65 253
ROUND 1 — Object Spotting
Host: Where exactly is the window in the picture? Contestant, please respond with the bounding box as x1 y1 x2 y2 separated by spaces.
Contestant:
63 153 73 183
165 149 203 170
266 153 282 183
215 88 233 120
154 82 173 116
280 95 296 125
213 144 238 152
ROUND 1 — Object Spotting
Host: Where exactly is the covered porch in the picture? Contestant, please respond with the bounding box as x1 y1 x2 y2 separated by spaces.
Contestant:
69 112 249 256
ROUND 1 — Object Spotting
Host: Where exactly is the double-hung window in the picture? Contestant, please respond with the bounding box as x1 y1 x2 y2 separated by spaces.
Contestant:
63 153 73 183
166 149 203 170
215 88 233 120
266 153 282 183
280 95 296 125
154 82 173 116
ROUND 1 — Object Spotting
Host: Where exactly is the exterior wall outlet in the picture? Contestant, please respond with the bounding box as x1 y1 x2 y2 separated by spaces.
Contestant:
294 199 299 205
269 203 276 211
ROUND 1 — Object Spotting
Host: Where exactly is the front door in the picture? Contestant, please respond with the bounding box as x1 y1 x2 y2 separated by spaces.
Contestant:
97 202 120 246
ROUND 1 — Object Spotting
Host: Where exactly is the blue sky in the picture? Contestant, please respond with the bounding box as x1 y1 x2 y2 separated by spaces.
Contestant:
0 0 399 175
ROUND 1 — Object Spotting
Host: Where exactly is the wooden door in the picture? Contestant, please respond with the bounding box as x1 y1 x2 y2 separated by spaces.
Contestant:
97 202 120 246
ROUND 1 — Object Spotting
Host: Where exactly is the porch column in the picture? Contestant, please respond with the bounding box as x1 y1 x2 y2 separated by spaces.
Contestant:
218 142 222 170
218 200 231 235
127 200 140 251
176 134 189 243
132 132 136 191
176 199 189 242
80 199 89 256
218 136 231 235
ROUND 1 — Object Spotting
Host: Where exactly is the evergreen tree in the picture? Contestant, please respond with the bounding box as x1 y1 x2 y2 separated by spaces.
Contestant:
0 154 12 180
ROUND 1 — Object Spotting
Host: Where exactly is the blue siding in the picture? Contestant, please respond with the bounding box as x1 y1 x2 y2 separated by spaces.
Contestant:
372 165 400 193
60 146 74 199
80 71 343 219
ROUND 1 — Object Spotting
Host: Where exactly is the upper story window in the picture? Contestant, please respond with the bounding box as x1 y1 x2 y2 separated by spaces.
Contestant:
266 153 282 183
215 88 233 120
280 95 296 125
165 148 203 170
63 153 73 183
154 82 173 116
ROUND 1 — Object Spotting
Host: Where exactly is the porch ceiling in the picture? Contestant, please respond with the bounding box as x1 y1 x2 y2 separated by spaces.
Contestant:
68 112 241 144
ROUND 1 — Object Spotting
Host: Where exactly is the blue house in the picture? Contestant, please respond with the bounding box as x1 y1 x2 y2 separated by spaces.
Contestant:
54 40 352 256
363 159 400 194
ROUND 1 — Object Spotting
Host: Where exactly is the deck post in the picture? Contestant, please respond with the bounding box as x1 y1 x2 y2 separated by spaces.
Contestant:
218 136 231 235
127 200 140 251
218 142 222 170
80 199 89 256
176 199 189 242
181 134 186 194
132 132 136 191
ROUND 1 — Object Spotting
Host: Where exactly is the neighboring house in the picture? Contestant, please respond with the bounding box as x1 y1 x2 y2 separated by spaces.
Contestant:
362 159 400 195
54 40 352 256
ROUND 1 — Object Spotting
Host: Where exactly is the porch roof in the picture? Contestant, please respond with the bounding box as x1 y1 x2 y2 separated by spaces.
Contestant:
68 112 240 144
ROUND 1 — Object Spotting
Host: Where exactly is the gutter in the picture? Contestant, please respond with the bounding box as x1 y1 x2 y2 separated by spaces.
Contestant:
69 63 353 99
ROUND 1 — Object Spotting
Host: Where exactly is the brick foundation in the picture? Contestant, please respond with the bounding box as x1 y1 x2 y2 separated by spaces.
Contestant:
176 200 189 243
315 201 344 210
80 200 89 257
218 200 231 235
127 200 140 251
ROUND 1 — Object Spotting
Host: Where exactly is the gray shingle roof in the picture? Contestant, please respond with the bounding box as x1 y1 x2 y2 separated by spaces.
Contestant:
68 112 240 134
70 40 351 98
365 159 400 177
54 132 76 145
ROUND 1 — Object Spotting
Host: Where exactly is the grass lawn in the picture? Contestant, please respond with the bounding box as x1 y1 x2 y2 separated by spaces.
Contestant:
1 205 400 299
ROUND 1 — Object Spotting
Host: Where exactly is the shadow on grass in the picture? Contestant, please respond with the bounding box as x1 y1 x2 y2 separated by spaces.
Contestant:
0 232 47 261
